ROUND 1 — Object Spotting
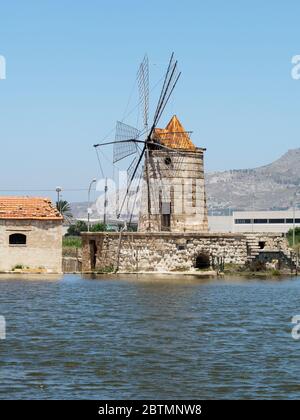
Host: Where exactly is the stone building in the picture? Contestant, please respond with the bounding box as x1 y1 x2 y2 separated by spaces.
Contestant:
81 116 294 274
0 197 63 273
138 115 208 232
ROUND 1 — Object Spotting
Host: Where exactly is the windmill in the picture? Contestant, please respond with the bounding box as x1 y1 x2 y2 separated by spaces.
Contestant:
94 53 208 232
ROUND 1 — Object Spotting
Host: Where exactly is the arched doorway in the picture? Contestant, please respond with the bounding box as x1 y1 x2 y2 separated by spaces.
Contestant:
194 253 210 269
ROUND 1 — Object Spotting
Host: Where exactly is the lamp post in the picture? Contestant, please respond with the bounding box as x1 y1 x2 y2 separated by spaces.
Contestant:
56 186 62 212
87 179 97 232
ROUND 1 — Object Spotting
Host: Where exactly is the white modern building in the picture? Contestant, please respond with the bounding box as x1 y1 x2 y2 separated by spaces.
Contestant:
208 210 300 233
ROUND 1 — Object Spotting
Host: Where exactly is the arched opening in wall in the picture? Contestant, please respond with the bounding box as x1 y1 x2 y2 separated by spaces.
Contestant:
9 233 27 246
194 253 210 269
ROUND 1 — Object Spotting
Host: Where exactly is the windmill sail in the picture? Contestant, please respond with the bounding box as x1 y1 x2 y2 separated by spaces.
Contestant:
113 121 140 163
151 53 181 132
137 55 149 131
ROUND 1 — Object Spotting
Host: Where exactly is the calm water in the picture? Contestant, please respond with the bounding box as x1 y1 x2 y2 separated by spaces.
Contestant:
1 273 300 399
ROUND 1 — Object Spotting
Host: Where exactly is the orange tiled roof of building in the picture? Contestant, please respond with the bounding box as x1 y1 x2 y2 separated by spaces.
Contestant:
0 197 63 220
153 115 196 151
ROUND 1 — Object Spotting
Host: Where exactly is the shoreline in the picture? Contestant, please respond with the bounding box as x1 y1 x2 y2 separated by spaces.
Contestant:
82 269 298 278
0 270 297 279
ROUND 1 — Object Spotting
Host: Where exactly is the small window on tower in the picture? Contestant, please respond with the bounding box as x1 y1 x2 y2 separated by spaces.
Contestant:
164 157 172 166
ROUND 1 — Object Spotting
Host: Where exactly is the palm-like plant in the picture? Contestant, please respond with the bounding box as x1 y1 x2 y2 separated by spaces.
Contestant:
56 200 73 224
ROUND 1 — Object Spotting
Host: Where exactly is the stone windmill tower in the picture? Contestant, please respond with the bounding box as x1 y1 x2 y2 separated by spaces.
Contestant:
138 115 208 232
94 54 208 233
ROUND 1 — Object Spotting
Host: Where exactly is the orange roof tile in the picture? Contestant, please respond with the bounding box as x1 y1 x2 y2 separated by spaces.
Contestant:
0 197 63 220
153 115 196 151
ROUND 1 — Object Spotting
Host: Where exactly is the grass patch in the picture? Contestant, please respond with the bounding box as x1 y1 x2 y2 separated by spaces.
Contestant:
63 236 82 248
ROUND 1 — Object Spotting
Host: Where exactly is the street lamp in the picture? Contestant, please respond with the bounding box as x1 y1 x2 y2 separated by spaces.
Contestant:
56 186 62 212
87 179 97 232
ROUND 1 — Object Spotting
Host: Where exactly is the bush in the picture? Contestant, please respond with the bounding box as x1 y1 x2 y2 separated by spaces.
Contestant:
66 221 88 236
287 227 300 247
90 223 107 232
127 224 138 232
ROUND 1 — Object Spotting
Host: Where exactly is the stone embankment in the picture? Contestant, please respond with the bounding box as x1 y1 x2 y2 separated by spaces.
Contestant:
81 232 293 274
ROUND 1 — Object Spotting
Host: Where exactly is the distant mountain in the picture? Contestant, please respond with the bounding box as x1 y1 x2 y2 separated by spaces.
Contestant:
70 149 300 218
206 148 300 213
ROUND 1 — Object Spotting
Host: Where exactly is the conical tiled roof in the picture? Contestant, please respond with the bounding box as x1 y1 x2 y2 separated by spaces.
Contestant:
153 115 196 151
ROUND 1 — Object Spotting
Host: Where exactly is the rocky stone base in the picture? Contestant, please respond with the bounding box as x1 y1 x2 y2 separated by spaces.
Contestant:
81 232 290 273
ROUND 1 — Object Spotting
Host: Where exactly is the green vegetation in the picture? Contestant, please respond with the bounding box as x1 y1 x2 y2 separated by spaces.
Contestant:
12 264 24 270
127 224 138 232
220 262 285 277
66 221 108 236
66 221 88 236
287 227 300 248
90 223 107 232
56 200 73 223
62 234 82 257
63 236 82 248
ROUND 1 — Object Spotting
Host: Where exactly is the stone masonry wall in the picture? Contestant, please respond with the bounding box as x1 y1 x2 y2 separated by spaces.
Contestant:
138 149 208 233
81 232 289 273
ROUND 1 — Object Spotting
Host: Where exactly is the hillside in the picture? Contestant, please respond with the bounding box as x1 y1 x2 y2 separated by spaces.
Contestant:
206 148 300 213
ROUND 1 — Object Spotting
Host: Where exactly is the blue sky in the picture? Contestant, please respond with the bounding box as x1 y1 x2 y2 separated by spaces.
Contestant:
0 1 299 202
